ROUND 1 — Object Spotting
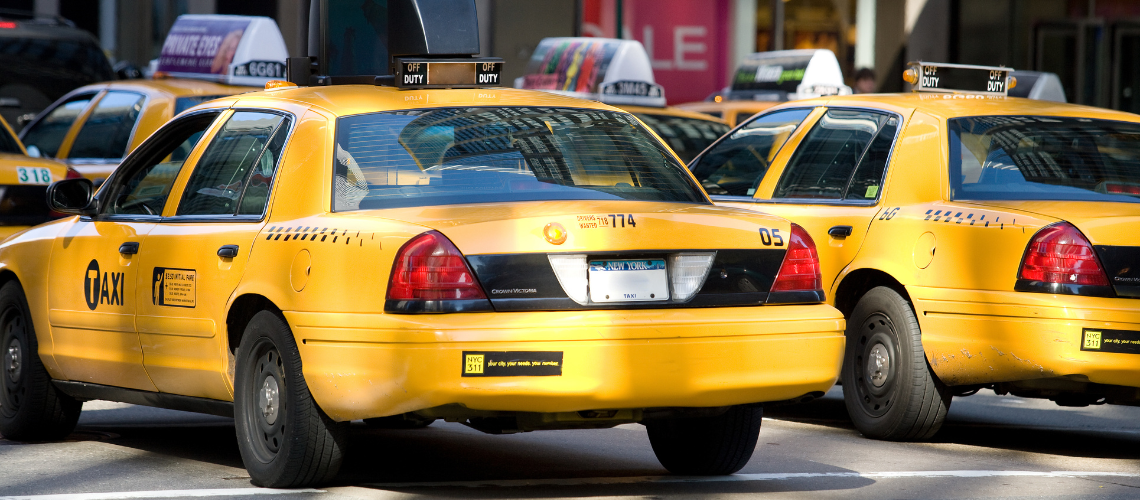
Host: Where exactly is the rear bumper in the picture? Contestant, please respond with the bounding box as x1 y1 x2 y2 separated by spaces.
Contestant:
911 286 1140 387
286 305 845 422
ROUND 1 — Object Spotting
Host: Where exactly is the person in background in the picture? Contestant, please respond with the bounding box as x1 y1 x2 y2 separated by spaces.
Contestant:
854 67 876 93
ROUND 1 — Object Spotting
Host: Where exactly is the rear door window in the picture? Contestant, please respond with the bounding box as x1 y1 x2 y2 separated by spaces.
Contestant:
68 91 146 160
177 111 290 217
689 108 812 196
19 92 96 158
773 109 897 200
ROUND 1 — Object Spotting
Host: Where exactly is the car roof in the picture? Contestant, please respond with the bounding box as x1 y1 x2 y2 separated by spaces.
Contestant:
69 78 256 99
224 85 619 117
773 93 1140 123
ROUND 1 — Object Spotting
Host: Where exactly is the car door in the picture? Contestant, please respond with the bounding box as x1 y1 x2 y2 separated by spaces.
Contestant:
689 107 817 198
45 109 221 390
699 106 905 293
134 110 292 400
58 90 147 183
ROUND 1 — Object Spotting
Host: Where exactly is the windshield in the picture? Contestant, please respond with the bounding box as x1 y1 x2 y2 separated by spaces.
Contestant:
633 113 730 163
333 107 707 211
949 116 1140 203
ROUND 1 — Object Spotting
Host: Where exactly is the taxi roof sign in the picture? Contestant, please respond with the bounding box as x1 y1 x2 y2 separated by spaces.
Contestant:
287 0 502 90
157 15 288 87
516 37 667 107
729 49 851 101
903 61 1014 96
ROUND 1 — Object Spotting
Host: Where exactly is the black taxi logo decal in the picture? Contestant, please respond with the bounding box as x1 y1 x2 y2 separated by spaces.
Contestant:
84 259 125 311
462 351 563 377
152 267 197 308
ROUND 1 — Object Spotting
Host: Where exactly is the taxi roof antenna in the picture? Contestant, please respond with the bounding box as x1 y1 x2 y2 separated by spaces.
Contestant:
287 0 499 88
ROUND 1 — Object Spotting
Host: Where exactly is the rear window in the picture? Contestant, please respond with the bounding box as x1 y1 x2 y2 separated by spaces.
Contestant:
633 113 730 163
333 107 706 211
950 116 1140 203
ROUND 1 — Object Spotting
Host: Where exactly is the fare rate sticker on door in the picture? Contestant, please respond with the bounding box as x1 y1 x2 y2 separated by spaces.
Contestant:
152 267 197 308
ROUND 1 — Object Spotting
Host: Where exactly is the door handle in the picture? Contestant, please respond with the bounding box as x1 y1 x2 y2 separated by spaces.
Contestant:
217 245 239 258
828 225 853 238
118 242 139 255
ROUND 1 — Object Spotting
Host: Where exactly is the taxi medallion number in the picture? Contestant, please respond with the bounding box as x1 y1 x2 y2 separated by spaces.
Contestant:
17 167 51 185
577 214 636 229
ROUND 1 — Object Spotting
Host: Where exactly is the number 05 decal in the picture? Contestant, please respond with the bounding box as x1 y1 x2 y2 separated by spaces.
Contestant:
758 228 784 246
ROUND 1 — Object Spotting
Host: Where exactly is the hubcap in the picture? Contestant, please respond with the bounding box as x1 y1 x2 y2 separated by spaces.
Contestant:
259 375 280 424
848 312 899 418
5 338 19 384
867 343 889 387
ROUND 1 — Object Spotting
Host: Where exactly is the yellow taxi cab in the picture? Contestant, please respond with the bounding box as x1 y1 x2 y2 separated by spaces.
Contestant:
0 114 74 240
676 49 852 127
0 0 844 487
516 37 730 163
687 61 1140 441
17 14 289 184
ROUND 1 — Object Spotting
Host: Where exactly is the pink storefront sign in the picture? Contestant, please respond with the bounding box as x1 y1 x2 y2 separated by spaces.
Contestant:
581 0 732 105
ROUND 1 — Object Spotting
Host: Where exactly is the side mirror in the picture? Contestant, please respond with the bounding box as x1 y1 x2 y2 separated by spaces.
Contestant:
25 145 41 158
47 178 96 216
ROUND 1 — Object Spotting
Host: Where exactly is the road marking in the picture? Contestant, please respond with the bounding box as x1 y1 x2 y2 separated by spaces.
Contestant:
0 488 323 500
366 470 1140 488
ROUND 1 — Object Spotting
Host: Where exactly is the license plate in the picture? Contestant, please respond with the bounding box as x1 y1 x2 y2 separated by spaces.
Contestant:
588 259 669 302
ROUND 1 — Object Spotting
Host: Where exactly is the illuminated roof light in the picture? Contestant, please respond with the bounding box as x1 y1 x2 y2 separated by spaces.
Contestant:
265 80 297 90
902 68 918 85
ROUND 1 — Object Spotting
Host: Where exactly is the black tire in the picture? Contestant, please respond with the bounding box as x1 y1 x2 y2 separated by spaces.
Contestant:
646 405 762 475
234 311 347 487
0 281 81 441
841 286 951 441
363 413 435 429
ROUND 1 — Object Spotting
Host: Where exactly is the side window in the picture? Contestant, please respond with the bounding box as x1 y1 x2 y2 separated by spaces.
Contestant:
773 109 893 200
177 111 290 217
845 116 899 200
19 93 96 158
69 91 146 159
103 112 221 216
689 108 812 196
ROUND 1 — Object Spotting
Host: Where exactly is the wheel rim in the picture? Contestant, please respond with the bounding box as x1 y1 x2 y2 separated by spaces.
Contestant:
243 338 287 463
850 312 900 418
0 306 26 418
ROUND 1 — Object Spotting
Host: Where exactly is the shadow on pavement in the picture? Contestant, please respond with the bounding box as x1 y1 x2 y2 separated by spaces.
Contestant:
763 388 1140 461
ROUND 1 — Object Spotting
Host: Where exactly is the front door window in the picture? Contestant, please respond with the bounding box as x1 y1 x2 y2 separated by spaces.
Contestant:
689 108 812 197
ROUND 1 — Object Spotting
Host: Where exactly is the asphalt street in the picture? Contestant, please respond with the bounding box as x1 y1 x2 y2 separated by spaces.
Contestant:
3 387 1140 500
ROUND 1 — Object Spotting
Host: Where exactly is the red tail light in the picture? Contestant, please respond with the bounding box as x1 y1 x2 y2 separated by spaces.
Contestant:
387 231 486 301
771 223 823 292
65 167 83 180
1018 222 1108 286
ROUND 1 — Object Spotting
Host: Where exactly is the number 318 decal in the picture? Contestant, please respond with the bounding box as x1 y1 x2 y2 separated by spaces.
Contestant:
758 228 784 246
